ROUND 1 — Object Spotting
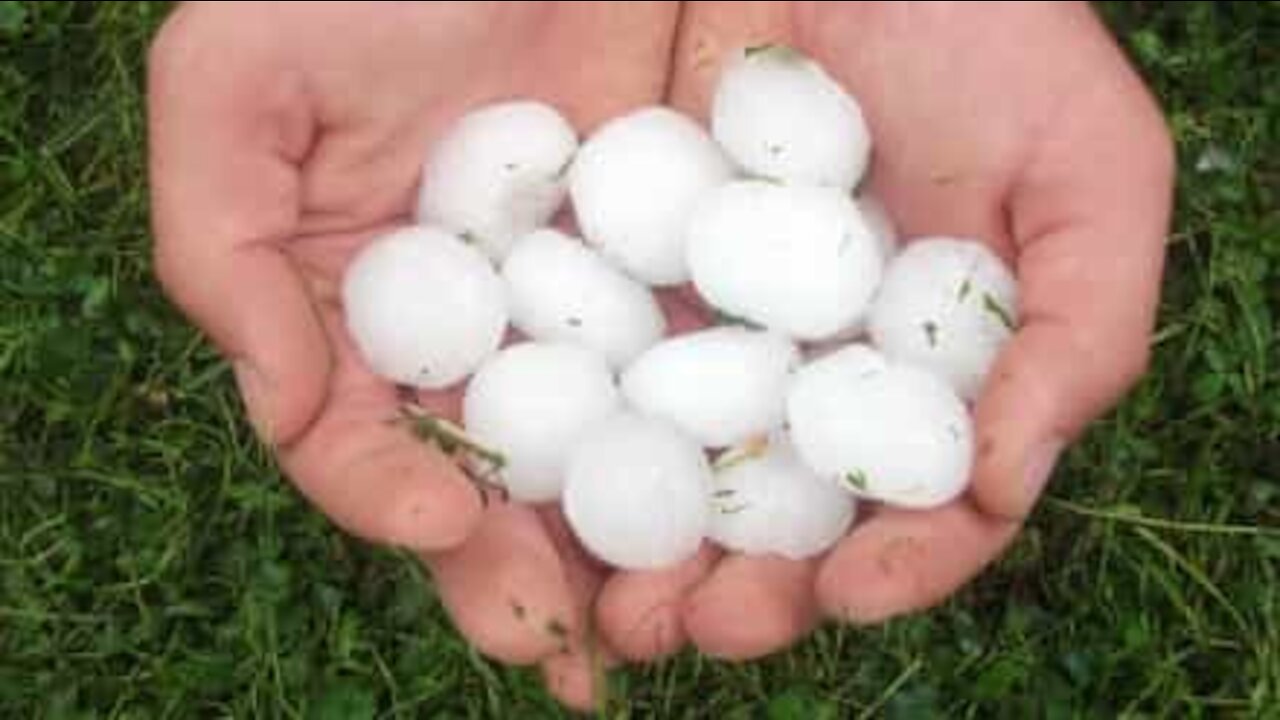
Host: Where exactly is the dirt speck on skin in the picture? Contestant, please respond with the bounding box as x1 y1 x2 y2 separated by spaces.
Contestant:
691 37 720 71
877 535 925 578
510 599 527 620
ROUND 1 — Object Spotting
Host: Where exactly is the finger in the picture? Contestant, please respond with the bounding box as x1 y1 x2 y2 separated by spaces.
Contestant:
596 544 719 662
816 502 1020 624
972 18 1175 520
278 307 482 551
422 503 577 666
536 506 621 713
668 1 794 120
148 11 328 446
534 507 624 712
683 554 820 660
541 642 621 715
536 506 610 618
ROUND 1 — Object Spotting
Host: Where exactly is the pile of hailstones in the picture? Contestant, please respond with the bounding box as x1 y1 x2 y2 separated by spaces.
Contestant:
343 45 1018 571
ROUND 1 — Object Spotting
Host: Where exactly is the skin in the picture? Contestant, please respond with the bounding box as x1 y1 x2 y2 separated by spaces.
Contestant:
147 0 1174 710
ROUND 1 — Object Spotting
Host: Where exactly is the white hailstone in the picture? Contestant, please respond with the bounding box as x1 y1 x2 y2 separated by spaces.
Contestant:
868 237 1018 401
342 226 507 389
856 194 898 263
416 100 578 262
712 44 870 191
620 327 799 448
569 106 735 285
786 344 974 509
502 229 666 368
707 435 856 560
462 342 620 503
798 195 899 348
686 180 883 341
562 412 711 570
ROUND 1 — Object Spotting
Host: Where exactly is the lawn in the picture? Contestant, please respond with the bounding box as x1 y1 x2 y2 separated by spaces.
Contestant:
1 2 1277 717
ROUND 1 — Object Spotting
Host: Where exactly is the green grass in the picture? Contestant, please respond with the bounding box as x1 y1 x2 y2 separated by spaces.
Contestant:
2 1 1278 717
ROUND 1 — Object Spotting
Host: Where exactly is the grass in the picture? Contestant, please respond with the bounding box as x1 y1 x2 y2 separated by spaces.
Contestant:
1 1 1277 717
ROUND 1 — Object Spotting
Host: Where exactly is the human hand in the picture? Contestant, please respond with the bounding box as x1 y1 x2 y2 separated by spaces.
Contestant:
146 1 680 708
590 0 1175 662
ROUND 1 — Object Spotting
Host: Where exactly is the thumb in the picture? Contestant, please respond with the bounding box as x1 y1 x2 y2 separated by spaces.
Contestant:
147 7 328 446
972 51 1175 519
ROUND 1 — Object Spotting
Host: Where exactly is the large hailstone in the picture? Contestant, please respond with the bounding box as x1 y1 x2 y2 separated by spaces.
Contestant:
569 106 735 285
786 344 974 509
868 238 1018 401
502 229 666 368
620 327 799 448
712 44 870 191
562 412 711 569
802 195 899 347
708 435 856 560
857 194 898 263
686 180 883 341
416 101 578 262
462 342 620 503
342 226 507 389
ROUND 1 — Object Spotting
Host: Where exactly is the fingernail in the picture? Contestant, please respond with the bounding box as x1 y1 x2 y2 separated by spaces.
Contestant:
1024 437 1064 499
232 360 276 445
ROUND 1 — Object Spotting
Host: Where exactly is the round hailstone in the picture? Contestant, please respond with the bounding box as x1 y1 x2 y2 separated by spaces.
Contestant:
786 344 974 509
797 195 899 349
857 194 898 263
707 435 856 560
868 238 1018 401
569 106 735 285
462 342 619 503
686 180 883 341
712 44 870 191
416 100 577 262
562 412 711 569
342 226 507 389
620 326 799 448
502 229 666 368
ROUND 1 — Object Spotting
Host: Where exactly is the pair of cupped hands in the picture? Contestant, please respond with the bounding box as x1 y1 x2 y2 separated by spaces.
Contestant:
147 1 1174 710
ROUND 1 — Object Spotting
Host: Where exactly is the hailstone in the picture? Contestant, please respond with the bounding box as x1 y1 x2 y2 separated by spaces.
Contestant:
342 226 507 389
620 326 799 448
708 435 856 560
462 342 620 503
786 344 974 509
562 412 711 569
416 100 578 262
868 238 1018 401
800 195 898 346
569 106 735 285
857 194 898 263
686 180 883 341
502 229 666 368
712 44 870 191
